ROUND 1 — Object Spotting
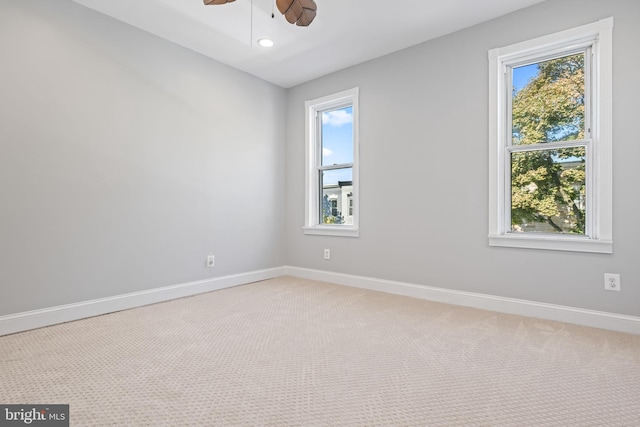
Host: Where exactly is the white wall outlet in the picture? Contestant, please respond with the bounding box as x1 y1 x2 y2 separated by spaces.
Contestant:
206 255 215 268
604 273 620 291
323 249 331 260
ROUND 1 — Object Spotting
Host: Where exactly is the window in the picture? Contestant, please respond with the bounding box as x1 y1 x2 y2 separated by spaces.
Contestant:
488 18 613 253
330 199 338 216
304 88 359 236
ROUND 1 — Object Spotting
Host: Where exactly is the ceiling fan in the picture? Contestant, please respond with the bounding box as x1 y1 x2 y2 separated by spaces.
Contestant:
203 0 318 27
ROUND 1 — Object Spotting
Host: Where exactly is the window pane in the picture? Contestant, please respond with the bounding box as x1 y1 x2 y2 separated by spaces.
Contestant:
512 53 585 145
320 168 353 225
511 147 585 234
321 106 353 165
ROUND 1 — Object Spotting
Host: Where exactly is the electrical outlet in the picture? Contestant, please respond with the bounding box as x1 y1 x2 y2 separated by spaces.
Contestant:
323 249 331 260
604 273 620 292
206 255 215 268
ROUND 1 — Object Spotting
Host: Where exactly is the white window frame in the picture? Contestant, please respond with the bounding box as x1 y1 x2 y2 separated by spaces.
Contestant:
488 18 613 253
304 87 359 237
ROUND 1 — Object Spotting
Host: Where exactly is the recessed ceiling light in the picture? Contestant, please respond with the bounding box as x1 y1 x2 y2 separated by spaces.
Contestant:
257 38 274 48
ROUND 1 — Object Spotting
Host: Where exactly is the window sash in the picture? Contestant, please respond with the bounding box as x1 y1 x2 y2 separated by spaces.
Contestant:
506 47 592 148
504 46 593 238
505 143 589 236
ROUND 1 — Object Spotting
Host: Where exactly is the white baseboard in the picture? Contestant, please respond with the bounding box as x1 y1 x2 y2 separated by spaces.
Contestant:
0 267 285 337
284 266 640 335
3 265 638 337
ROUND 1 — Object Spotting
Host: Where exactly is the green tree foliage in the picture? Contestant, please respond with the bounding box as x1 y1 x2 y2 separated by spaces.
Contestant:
510 53 586 234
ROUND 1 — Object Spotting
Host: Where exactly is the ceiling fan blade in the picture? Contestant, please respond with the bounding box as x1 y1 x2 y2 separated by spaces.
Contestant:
277 0 299 24
298 0 317 12
203 0 235 5
296 8 316 26
276 0 317 26
275 0 293 14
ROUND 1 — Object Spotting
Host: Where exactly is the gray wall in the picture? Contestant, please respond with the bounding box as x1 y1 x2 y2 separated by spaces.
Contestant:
2 0 638 320
0 0 287 315
285 0 640 316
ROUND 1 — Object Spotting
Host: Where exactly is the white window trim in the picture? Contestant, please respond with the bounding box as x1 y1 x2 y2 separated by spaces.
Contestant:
488 18 613 253
304 88 359 237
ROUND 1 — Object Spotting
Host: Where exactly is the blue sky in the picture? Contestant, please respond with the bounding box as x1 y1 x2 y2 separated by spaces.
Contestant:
513 63 538 93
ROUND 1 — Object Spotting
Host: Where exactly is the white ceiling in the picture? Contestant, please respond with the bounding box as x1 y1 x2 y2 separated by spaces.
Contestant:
72 0 547 88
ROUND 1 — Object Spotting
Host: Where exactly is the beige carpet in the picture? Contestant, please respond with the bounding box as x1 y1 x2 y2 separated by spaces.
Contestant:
1 276 639 426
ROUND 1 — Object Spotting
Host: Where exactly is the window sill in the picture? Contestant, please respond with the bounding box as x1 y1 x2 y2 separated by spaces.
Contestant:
489 234 612 254
303 225 359 237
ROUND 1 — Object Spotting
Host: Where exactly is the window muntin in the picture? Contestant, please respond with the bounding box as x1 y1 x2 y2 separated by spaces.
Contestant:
304 88 359 237
488 18 613 253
